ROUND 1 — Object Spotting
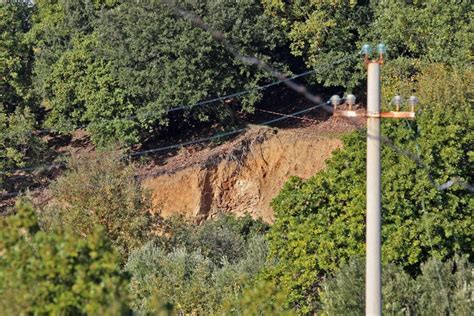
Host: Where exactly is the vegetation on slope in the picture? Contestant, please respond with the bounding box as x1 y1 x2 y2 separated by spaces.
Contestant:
0 200 130 315
0 0 472 314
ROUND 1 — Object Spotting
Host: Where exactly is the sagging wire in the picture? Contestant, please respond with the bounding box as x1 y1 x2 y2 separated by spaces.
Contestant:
1 99 332 198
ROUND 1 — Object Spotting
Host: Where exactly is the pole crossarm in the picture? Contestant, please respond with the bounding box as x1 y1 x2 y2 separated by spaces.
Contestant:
333 110 416 119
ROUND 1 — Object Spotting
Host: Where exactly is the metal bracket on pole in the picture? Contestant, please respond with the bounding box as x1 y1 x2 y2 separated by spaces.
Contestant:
334 110 416 119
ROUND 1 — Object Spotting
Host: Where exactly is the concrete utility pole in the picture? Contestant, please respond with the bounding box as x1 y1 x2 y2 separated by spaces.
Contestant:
365 58 382 316
332 43 417 316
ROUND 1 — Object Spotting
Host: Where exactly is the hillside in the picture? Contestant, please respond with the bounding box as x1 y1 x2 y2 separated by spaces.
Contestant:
14 115 360 221
1 1 471 314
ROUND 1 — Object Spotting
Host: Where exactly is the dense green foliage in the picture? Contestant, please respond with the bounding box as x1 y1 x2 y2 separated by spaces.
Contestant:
41 152 156 258
319 256 472 315
0 2 34 111
0 200 130 314
371 1 472 66
1 0 472 314
266 64 473 313
1 201 274 314
158 213 269 264
125 214 269 314
0 2 44 187
263 0 473 89
263 0 370 89
0 106 44 189
219 279 292 315
30 0 286 145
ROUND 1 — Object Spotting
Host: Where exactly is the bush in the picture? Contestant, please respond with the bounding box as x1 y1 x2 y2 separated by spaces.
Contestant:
0 200 130 314
126 246 215 313
0 107 44 190
219 279 292 316
125 215 270 314
319 256 472 315
158 214 269 265
41 151 157 258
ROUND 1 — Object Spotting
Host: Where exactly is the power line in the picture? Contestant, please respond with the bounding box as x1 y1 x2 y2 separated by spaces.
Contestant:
164 69 329 114
255 108 321 124
130 100 329 157
1 67 339 176
252 109 474 194
4 100 471 197
163 0 474 195
3 3 471 199
32 59 348 135
1 99 330 198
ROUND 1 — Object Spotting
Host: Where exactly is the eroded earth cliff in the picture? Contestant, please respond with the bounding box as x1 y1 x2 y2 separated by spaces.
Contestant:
140 121 355 222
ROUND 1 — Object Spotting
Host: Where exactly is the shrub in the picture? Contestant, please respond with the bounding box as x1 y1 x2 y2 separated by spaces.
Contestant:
219 279 292 316
0 107 44 190
0 200 130 314
319 256 472 315
126 246 215 313
41 151 157 258
158 214 269 265
125 215 270 314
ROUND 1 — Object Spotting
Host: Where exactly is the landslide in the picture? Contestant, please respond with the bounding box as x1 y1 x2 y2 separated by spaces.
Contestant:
138 117 359 223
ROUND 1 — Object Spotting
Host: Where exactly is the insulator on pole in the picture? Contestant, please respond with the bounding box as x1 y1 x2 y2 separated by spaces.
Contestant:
391 95 403 111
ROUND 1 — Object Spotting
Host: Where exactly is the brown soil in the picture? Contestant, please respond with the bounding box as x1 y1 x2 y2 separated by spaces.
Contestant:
139 116 362 223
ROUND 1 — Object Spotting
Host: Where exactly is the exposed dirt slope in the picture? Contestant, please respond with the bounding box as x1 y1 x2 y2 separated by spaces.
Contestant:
140 118 358 223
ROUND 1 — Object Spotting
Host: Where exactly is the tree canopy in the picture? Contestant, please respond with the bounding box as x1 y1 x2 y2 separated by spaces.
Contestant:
30 0 286 146
0 2 45 189
262 0 473 89
0 1 34 112
0 1 472 314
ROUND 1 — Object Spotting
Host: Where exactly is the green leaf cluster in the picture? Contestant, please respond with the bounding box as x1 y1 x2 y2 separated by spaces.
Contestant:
125 214 269 314
0 200 130 315
0 106 45 190
0 2 45 189
158 213 269 264
0 2 35 111
263 0 473 90
219 279 292 316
